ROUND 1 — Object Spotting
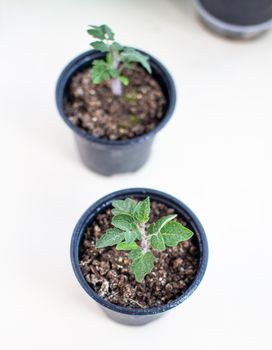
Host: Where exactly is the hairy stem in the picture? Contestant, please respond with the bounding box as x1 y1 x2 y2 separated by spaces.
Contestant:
111 78 122 96
110 46 122 96
138 224 149 252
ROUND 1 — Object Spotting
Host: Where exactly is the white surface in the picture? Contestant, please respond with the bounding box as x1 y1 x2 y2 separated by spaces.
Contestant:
1 0 272 349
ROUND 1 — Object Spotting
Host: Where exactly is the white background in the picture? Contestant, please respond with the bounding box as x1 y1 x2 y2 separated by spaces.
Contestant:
1 0 272 349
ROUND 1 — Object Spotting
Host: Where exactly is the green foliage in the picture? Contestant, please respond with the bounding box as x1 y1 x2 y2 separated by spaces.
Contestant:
95 228 124 248
112 198 137 216
121 47 151 74
87 25 114 41
112 214 140 242
91 60 111 84
95 197 194 282
148 214 177 235
128 249 143 260
161 221 194 246
150 232 165 251
133 197 150 224
116 242 139 250
87 24 152 93
131 251 155 283
91 41 108 52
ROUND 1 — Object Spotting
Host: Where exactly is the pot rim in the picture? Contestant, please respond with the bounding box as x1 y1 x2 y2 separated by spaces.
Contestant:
194 0 272 34
70 188 209 316
56 49 176 146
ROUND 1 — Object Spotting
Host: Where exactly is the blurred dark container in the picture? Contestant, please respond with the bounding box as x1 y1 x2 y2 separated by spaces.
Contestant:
194 0 272 38
56 50 176 176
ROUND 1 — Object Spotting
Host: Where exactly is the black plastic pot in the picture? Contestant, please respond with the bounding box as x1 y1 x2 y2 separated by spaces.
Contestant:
56 50 176 176
194 0 272 38
70 188 208 326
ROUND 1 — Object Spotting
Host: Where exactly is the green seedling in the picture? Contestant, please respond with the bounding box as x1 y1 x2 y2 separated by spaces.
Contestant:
87 24 152 96
96 197 194 282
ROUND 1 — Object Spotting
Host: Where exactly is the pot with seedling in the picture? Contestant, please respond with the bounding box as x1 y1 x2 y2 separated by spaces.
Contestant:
56 25 176 176
194 0 272 39
71 188 208 325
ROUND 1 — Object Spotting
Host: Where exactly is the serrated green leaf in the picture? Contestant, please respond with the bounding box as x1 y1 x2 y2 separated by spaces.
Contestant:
112 198 137 216
161 221 194 246
87 24 114 41
121 48 152 74
112 214 139 243
150 232 166 250
131 252 155 282
109 68 119 78
87 26 105 40
92 59 107 67
112 214 136 230
119 76 129 86
124 230 138 243
101 24 114 40
91 60 110 84
112 41 123 51
133 197 150 224
148 214 177 235
116 242 139 250
128 248 142 261
95 228 124 248
91 40 109 52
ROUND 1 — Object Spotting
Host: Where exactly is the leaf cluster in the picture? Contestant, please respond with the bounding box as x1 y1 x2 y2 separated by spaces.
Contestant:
96 197 194 282
87 24 151 87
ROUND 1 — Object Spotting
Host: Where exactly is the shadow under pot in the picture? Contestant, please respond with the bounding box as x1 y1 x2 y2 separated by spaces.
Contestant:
70 188 208 326
194 0 272 39
56 50 176 176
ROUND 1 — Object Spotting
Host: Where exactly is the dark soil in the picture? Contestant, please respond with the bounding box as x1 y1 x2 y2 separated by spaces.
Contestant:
79 200 200 309
64 65 166 140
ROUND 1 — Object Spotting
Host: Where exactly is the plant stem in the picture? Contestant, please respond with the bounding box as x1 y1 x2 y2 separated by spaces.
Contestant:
110 46 122 96
138 224 149 252
111 78 122 96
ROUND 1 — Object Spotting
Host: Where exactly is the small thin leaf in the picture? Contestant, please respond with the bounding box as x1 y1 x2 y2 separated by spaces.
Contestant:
133 197 150 224
91 60 110 84
87 24 115 41
102 24 114 40
112 198 137 216
95 228 124 248
128 248 142 261
87 26 105 40
119 76 129 86
121 48 152 74
116 242 139 250
112 214 139 243
150 232 166 250
124 230 138 243
148 214 177 235
112 41 123 51
131 252 155 282
161 221 194 246
112 214 136 230
109 68 119 78
91 41 109 52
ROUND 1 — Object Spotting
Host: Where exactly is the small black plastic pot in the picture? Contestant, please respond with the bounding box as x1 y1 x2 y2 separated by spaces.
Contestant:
194 0 272 39
70 188 208 326
56 50 176 176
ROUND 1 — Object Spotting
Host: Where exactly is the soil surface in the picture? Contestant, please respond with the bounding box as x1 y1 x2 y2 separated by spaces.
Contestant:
64 65 166 140
79 200 200 309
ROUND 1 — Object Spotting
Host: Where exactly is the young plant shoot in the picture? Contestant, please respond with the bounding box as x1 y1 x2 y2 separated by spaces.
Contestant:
87 24 152 96
96 197 194 283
